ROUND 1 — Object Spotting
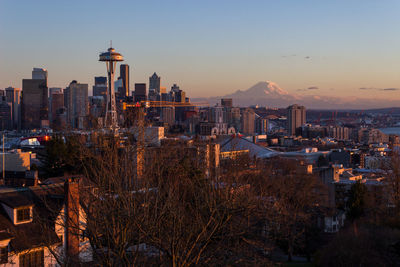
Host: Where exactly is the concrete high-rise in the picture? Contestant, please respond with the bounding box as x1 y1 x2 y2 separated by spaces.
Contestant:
241 108 255 135
134 83 146 102
93 76 107 100
22 68 49 129
149 72 161 94
115 77 124 98
148 73 161 101
49 88 64 127
255 117 268 135
32 68 48 80
120 64 129 98
221 98 233 108
287 104 306 136
5 87 21 130
65 81 88 129
0 97 12 130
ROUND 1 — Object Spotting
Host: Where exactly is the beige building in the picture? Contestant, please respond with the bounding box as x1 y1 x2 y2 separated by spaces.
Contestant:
241 108 255 135
0 150 31 172
65 81 88 129
287 104 306 136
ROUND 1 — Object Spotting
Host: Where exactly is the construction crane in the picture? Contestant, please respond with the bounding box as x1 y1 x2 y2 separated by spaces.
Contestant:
123 100 209 110
122 100 209 180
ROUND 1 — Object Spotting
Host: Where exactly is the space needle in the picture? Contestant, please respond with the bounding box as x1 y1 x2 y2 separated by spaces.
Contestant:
99 45 124 130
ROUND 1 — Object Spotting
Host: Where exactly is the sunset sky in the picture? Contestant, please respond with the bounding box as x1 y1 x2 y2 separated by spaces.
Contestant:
1 0 400 101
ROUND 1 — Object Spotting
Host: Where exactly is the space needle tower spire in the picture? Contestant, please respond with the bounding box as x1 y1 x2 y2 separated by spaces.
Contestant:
99 43 124 130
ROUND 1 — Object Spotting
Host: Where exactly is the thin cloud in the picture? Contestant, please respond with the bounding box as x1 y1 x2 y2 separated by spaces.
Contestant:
297 86 319 92
359 87 399 91
382 88 399 91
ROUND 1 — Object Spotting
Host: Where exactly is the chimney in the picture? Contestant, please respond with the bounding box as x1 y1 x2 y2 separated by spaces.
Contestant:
64 177 80 264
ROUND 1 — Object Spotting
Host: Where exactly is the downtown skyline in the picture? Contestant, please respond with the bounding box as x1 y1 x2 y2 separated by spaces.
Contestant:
1 0 400 106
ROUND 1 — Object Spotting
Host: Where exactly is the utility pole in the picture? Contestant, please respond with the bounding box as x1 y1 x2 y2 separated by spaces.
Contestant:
2 134 5 182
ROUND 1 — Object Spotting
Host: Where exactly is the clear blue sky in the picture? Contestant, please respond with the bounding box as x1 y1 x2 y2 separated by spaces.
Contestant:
1 0 400 99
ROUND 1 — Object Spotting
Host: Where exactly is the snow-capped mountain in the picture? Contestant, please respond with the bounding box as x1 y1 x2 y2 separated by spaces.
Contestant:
207 81 298 107
224 81 289 98
194 81 400 109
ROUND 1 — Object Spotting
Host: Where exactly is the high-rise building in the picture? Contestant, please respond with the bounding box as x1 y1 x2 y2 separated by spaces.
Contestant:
171 83 180 93
148 73 161 101
149 72 161 94
161 107 175 125
89 96 105 119
49 87 62 94
287 104 306 136
221 98 233 108
32 68 48 80
94 76 107 85
170 84 186 103
134 83 147 102
49 88 62 119
255 117 268 135
120 64 129 98
5 87 21 130
115 77 124 99
22 68 49 129
210 106 224 123
65 81 88 129
93 76 107 101
230 107 241 131
49 89 64 127
0 97 12 130
241 108 255 135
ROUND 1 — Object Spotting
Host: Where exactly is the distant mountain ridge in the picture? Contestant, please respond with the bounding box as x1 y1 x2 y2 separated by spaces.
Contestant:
224 81 290 98
194 81 400 109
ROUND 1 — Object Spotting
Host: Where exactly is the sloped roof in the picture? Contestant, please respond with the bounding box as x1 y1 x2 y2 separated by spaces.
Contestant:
219 136 330 162
0 184 64 252
219 136 279 159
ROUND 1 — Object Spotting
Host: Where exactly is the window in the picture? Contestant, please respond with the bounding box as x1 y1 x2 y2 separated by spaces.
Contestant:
17 208 31 223
19 249 44 267
0 246 7 264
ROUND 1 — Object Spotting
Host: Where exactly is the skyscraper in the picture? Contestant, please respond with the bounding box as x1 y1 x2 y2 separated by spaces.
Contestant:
134 83 146 102
241 108 255 135
0 97 12 130
5 87 21 130
287 104 306 136
148 73 161 101
170 84 186 103
221 98 233 108
32 68 48 80
120 64 129 98
115 77 124 98
65 81 88 129
149 72 160 93
49 88 64 127
255 117 268 135
93 76 107 101
22 68 49 129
